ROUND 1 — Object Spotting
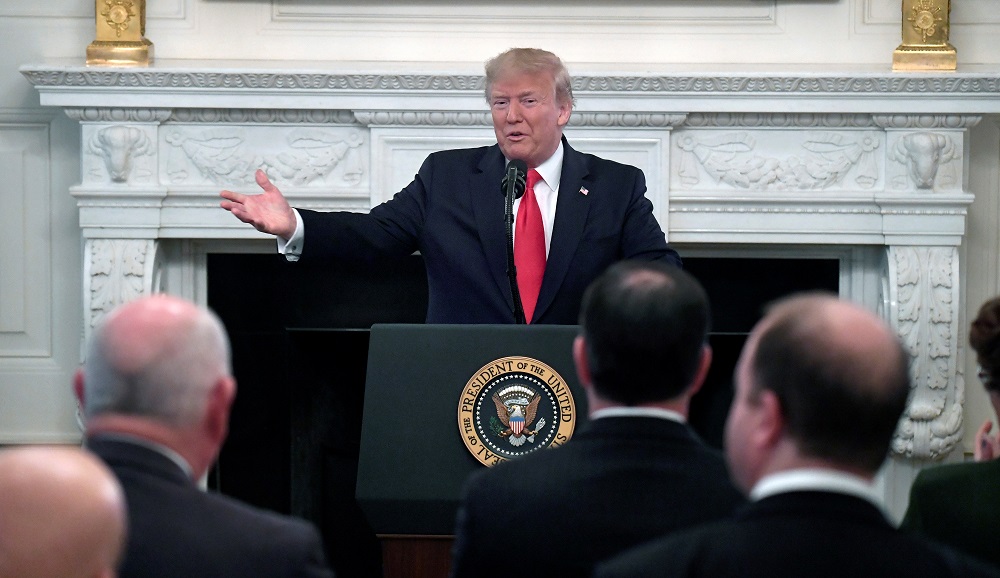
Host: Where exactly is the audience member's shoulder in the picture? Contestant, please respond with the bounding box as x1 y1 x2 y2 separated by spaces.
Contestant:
592 521 723 578
470 444 569 479
594 522 1000 578
199 487 321 541
913 458 1000 488
460 444 575 501
917 533 1000 577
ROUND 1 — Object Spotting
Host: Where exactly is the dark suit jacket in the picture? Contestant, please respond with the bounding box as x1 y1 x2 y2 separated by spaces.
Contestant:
87 436 335 578
449 416 745 578
901 458 1000 568
299 139 680 324
594 490 1000 578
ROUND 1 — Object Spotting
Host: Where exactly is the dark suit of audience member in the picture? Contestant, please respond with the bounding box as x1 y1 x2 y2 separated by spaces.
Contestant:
900 295 1000 569
595 293 1000 578
221 48 680 324
902 458 1000 569
450 261 745 578
75 295 335 578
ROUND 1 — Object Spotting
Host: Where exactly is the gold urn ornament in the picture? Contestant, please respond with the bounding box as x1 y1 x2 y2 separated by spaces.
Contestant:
86 0 153 66
893 0 956 71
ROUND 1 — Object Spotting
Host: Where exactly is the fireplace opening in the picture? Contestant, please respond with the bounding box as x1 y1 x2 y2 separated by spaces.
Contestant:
682 256 841 447
206 252 839 577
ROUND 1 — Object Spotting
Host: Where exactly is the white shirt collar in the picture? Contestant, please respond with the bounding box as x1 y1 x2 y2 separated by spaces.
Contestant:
94 432 195 479
508 142 564 255
589 406 686 424
532 141 564 193
750 468 881 507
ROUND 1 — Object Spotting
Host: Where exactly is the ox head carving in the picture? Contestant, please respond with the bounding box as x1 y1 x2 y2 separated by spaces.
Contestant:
89 126 153 183
893 132 957 190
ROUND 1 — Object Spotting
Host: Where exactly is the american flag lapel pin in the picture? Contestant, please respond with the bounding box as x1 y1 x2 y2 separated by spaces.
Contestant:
579 186 589 196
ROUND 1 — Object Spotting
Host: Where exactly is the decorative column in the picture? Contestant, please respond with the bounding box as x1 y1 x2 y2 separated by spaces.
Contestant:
885 245 963 458
66 108 170 337
874 114 981 459
83 239 161 327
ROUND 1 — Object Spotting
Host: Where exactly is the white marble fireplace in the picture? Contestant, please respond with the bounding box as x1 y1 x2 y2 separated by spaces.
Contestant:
20 59 1000 514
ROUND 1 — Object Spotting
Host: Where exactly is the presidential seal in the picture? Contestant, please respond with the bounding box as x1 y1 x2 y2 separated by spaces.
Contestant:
457 356 576 467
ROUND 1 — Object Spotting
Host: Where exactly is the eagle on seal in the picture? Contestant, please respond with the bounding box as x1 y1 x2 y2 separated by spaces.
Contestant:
492 392 542 447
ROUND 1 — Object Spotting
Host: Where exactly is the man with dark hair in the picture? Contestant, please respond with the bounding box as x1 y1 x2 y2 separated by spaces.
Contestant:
579 260 711 406
220 48 679 324
595 293 1000 578
449 260 744 578
74 295 335 578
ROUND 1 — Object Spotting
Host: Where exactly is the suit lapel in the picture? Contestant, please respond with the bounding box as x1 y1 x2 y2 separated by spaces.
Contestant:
534 140 592 322
471 145 513 308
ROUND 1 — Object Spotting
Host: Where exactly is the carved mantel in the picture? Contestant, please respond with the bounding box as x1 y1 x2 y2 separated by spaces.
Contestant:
20 60 1000 462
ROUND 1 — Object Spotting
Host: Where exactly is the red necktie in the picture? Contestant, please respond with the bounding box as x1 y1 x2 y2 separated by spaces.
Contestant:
515 169 546 323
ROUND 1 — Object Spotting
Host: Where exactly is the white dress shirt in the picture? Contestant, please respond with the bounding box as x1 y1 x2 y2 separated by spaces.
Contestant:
589 406 686 424
750 468 883 508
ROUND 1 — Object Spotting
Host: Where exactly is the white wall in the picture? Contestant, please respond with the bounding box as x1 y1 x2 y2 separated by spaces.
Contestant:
2 0 999 452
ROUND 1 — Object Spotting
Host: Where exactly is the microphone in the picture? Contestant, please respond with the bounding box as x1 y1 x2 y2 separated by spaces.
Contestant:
501 159 528 200
501 158 528 324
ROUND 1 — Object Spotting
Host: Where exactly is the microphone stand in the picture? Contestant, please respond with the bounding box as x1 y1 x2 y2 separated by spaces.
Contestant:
503 162 527 324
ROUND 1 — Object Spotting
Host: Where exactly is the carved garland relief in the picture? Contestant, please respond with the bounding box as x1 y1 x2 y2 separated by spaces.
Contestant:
164 127 365 187
673 128 962 193
675 131 881 191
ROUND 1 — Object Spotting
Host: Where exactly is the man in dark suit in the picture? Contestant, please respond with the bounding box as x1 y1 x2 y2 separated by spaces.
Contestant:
73 294 335 578
449 261 745 578
899 294 1000 569
594 293 1000 578
901 457 1000 569
220 48 680 324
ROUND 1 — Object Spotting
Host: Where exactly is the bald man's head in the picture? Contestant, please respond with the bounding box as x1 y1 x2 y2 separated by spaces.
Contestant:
81 294 232 427
737 294 911 473
0 446 126 578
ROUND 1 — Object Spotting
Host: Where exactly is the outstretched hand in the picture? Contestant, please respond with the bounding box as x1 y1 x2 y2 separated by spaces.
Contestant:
974 419 999 461
220 170 297 240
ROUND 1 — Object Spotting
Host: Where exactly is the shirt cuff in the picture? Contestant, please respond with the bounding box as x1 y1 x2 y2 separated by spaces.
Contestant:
276 209 304 262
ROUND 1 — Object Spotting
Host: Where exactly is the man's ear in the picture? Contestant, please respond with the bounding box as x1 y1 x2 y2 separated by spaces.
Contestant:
685 345 713 398
204 376 236 445
557 100 572 127
572 335 592 388
73 368 86 408
756 389 785 449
